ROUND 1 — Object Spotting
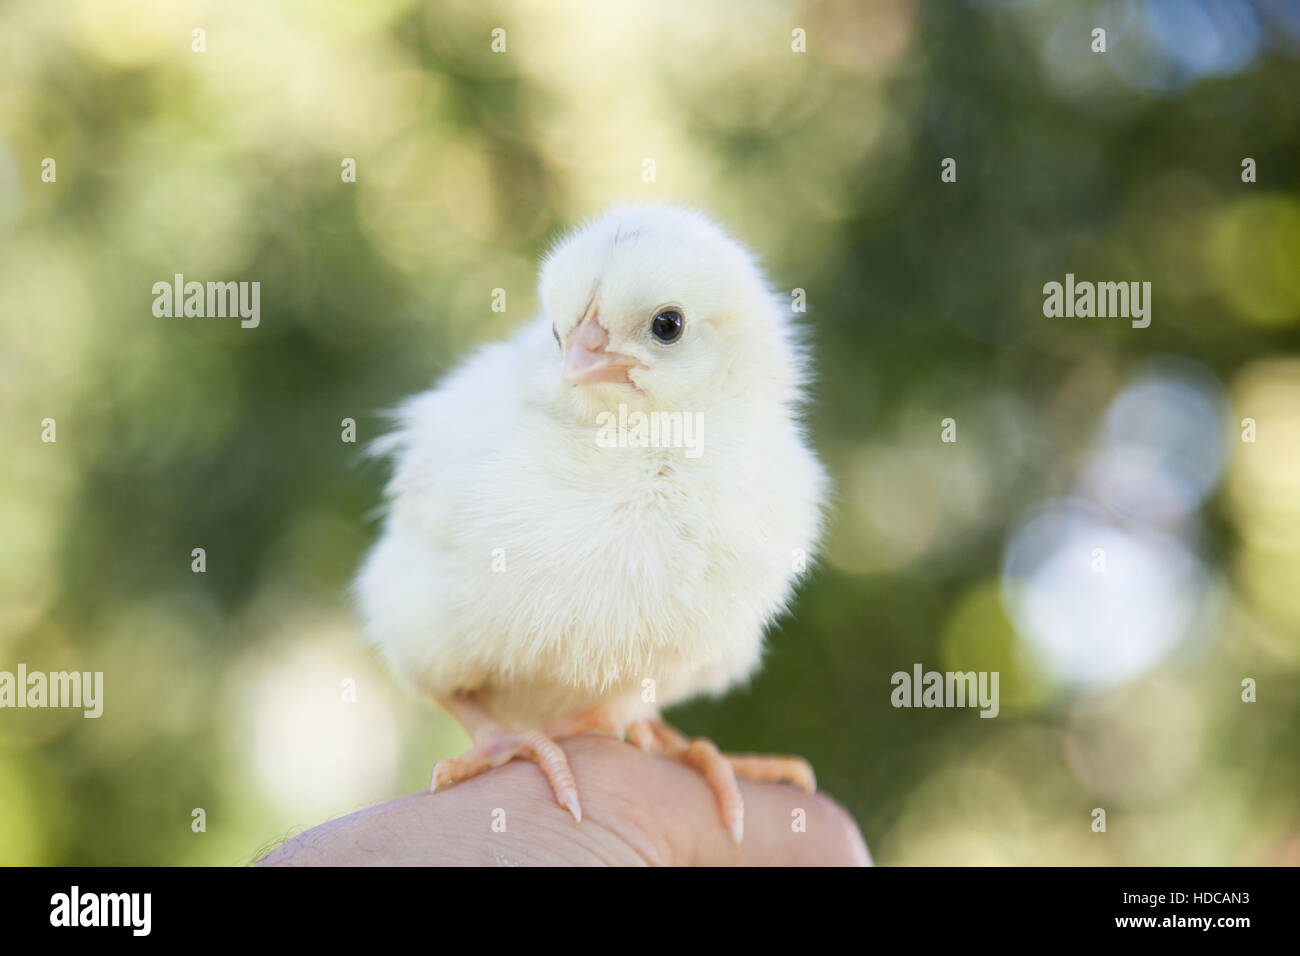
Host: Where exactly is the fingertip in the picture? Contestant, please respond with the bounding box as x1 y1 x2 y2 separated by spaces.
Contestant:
811 792 872 866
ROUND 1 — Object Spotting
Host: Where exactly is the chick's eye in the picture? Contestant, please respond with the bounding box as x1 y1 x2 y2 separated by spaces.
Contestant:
651 309 684 343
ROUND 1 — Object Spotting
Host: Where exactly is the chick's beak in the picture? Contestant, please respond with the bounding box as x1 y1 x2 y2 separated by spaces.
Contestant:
562 303 638 386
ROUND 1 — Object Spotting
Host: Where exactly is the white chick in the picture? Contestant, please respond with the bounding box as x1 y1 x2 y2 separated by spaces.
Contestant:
355 204 828 842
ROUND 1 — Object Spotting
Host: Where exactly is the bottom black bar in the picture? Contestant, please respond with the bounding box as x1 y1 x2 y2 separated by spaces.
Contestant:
0 866 1284 942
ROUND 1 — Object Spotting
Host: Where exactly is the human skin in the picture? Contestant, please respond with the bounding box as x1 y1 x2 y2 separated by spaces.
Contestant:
258 734 871 866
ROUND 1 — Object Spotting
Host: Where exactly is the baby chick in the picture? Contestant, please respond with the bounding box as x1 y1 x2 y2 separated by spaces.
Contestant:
355 205 828 843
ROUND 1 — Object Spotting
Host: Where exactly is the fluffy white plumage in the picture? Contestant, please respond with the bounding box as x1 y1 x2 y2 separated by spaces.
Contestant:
355 204 828 735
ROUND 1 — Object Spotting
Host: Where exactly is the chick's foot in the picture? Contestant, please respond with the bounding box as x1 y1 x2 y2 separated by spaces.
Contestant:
430 697 620 824
725 755 817 793
626 719 816 845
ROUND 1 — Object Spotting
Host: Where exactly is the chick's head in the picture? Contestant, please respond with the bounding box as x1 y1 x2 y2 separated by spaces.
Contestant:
539 205 802 414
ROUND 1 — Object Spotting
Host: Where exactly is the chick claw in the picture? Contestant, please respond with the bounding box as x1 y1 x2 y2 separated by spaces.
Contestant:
626 719 816 845
430 703 619 825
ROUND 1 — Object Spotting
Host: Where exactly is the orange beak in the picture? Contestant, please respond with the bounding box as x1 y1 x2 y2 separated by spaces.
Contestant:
562 299 639 386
